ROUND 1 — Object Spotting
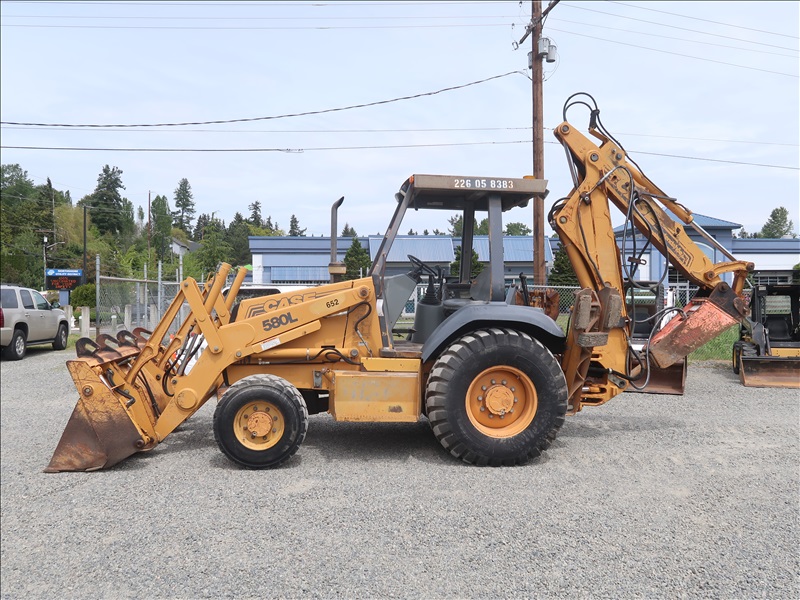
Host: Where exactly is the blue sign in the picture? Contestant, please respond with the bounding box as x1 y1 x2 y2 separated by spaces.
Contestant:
46 269 83 291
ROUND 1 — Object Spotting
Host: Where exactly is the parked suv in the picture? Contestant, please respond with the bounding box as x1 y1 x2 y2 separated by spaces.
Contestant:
0 284 69 360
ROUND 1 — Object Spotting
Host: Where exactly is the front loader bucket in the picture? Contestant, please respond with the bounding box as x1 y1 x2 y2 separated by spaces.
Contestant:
45 356 149 472
739 357 800 388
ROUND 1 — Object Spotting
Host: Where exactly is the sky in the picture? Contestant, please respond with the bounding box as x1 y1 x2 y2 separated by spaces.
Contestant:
1 0 798 241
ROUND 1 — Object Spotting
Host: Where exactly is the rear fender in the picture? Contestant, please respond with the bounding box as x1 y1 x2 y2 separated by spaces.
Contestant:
421 302 565 363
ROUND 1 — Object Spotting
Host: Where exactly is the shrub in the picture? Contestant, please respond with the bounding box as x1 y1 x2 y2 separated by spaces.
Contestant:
70 283 96 308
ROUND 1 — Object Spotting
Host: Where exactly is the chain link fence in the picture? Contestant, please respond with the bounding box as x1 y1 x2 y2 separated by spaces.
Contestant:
93 271 740 361
97 275 185 335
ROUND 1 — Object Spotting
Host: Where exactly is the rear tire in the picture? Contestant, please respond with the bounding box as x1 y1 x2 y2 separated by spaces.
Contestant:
425 328 568 466
3 329 26 360
213 374 308 469
53 323 68 351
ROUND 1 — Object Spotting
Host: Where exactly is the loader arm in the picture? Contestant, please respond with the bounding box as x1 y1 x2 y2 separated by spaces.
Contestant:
550 94 752 411
46 266 378 472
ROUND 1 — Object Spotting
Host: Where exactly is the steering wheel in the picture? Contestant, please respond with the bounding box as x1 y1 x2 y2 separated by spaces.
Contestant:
408 254 439 279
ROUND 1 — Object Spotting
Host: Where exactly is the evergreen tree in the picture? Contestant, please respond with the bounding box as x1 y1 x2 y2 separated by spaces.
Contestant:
760 206 795 238
343 237 371 280
88 165 126 237
547 241 578 286
227 212 251 266
248 201 263 228
450 245 483 279
172 178 195 233
151 195 173 262
193 213 211 241
289 214 306 236
341 223 357 237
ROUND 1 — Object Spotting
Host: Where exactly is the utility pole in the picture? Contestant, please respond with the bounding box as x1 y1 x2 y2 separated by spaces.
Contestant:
518 0 559 286
531 0 545 286
82 205 87 285
147 191 152 265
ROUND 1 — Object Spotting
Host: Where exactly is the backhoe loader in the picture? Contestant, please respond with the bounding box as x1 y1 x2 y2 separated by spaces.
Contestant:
46 93 754 472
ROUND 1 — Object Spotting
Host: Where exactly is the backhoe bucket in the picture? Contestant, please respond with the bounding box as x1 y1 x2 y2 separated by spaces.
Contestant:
650 283 747 370
739 356 800 388
640 359 687 395
627 348 687 395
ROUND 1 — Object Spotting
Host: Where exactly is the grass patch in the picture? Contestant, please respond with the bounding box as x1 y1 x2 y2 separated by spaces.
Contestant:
688 324 738 363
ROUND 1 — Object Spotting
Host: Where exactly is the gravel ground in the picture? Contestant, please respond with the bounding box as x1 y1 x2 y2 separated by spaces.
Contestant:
1 348 798 599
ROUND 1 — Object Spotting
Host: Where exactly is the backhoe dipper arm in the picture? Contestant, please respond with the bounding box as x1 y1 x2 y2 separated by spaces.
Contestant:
549 99 752 411
552 121 752 294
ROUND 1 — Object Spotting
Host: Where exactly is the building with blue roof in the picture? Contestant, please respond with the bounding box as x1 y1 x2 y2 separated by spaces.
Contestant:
250 235 553 285
250 213 797 286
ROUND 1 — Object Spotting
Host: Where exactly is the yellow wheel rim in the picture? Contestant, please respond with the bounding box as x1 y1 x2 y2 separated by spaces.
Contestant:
233 401 285 451
465 366 537 438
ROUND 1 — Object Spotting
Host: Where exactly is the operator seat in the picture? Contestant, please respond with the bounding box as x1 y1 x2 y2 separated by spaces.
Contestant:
442 269 492 316
764 315 792 341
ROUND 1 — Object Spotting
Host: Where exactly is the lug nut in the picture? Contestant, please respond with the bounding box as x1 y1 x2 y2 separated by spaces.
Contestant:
477 396 483 401
480 407 485 412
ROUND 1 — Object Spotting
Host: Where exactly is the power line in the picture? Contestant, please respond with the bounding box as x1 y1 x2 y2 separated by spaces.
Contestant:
561 2 798 52
0 71 522 128
1 140 532 152
607 1 800 40
2 22 513 30
3 142 796 170
3 123 797 147
2 13 520 21
548 16 798 58
546 27 798 77
1 1 517 5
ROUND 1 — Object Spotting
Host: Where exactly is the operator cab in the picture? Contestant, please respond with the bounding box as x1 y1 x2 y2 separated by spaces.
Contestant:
369 174 549 348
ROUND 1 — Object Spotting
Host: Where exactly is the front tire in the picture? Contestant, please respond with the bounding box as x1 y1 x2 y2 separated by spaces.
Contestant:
3 329 26 360
425 328 568 466
213 374 309 469
53 323 68 351
732 341 743 374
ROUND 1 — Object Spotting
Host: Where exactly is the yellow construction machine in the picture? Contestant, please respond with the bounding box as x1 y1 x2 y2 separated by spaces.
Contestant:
733 283 800 387
46 93 754 472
